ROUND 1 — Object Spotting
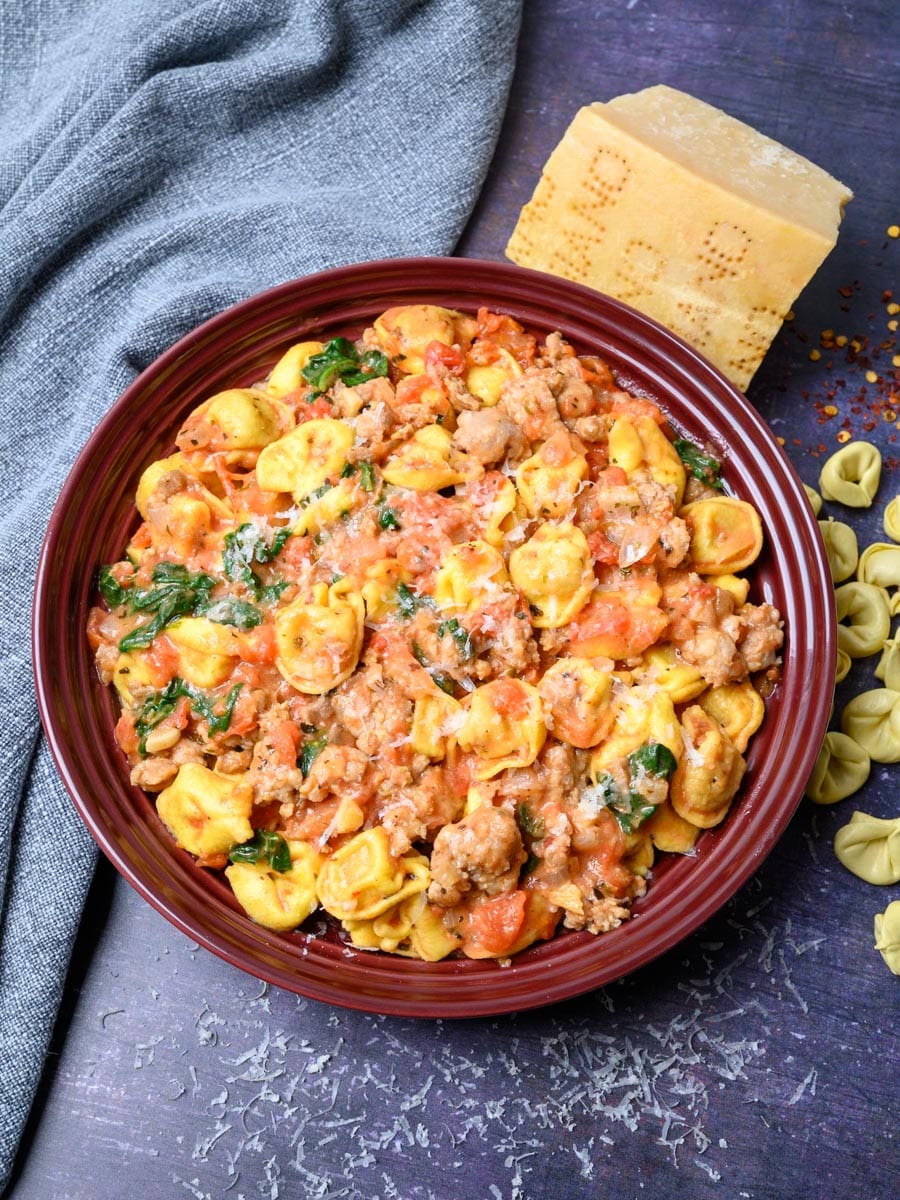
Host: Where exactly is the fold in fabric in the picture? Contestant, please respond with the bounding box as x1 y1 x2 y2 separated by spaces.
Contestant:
0 0 522 1184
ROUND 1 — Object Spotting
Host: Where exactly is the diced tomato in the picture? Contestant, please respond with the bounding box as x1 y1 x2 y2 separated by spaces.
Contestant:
463 891 528 957
145 634 182 686
424 340 466 376
294 396 335 422
587 529 620 567
489 678 530 720
239 621 277 665
474 308 537 367
115 713 139 756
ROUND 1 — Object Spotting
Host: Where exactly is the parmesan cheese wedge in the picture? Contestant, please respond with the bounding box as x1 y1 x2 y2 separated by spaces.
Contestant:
505 85 852 390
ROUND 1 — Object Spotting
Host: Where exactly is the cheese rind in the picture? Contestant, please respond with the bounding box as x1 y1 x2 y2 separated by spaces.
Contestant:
505 86 852 390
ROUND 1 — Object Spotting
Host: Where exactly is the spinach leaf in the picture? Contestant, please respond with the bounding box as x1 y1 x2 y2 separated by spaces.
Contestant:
98 565 130 609
301 337 389 391
119 563 217 651
298 731 328 778
611 792 657 835
437 616 474 661
378 505 401 531
228 829 292 873
516 803 545 839
395 582 434 618
627 741 678 780
134 677 242 754
222 523 290 599
198 597 262 629
674 438 723 490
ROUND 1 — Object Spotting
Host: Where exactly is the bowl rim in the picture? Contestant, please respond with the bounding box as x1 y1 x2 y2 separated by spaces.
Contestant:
33 254 836 1018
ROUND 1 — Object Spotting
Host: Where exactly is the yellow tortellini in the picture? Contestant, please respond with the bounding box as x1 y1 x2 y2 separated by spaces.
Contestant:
316 827 429 921
265 340 324 398
167 615 243 688
818 518 858 583
803 483 823 515
225 840 323 931
669 705 745 829
680 497 763 574
857 541 900 588
292 478 359 537
199 388 286 451
642 802 700 854
112 650 158 707
475 474 518 547
589 685 682 777
465 347 523 407
883 495 900 542
834 581 891 658
456 679 546 779
410 690 463 759
636 644 706 704
841 688 900 763
343 891 429 954
873 900 900 975
833 811 900 884
255 417 355 501
156 763 253 858
515 430 588 519
875 632 900 691
372 304 459 374
608 414 686 506
359 559 410 622
537 657 614 749
508 522 595 628
433 540 510 611
697 680 765 753
275 581 364 694
381 424 472 491
804 731 871 805
835 647 852 684
819 440 882 508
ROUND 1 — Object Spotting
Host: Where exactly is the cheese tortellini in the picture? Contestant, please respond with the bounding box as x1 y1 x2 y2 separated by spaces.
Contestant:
834 582 891 658
508 522 595 628
873 901 900 975
819 440 882 508
805 732 871 805
275 581 365 694
840 688 900 763
818 518 858 583
833 811 900 884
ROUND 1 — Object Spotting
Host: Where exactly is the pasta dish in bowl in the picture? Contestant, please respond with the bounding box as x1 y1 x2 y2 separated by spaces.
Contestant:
34 258 834 1014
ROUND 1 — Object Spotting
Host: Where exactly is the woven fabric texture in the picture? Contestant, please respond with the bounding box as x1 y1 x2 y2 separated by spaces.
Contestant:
0 0 521 1184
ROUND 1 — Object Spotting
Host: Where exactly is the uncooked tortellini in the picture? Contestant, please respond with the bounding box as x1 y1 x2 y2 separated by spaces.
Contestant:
875 632 900 691
835 648 852 684
873 901 900 975
803 483 823 515
883 495 900 543
857 541 900 588
834 581 891 658
818 518 858 582
841 689 900 763
805 732 870 804
833 810 900 884
818 440 882 508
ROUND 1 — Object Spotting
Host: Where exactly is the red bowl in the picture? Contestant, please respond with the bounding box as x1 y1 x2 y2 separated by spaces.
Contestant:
33 257 834 1017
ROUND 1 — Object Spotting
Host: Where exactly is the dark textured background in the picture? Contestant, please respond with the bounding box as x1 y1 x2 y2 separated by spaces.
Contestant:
9 2 899 1197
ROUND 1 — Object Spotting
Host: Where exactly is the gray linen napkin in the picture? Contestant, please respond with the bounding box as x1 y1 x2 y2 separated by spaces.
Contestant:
0 0 522 1184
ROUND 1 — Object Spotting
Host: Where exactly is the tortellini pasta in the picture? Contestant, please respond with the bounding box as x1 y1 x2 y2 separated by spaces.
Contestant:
818 518 858 582
434 540 510 611
508 522 595 628
372 304 459 375
275 581 365 694
803 483 823 515
819 440 882 508
834 581 891 658
873 900 900 975
465 347 523 407
669 706 744 829
156 763 253 858
316 828 429 921
608 413 686 505
875 632 900 691
226 840 322 930
265 341 324 398
857 541 900 588
833 811 900 884
515 430 587 518
256 417 355 501
680 497 763 574
537 657 614 749
840 688 900 763
382 424 472 491
805 732 870 804
456 679 546 779
883 495 900 542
